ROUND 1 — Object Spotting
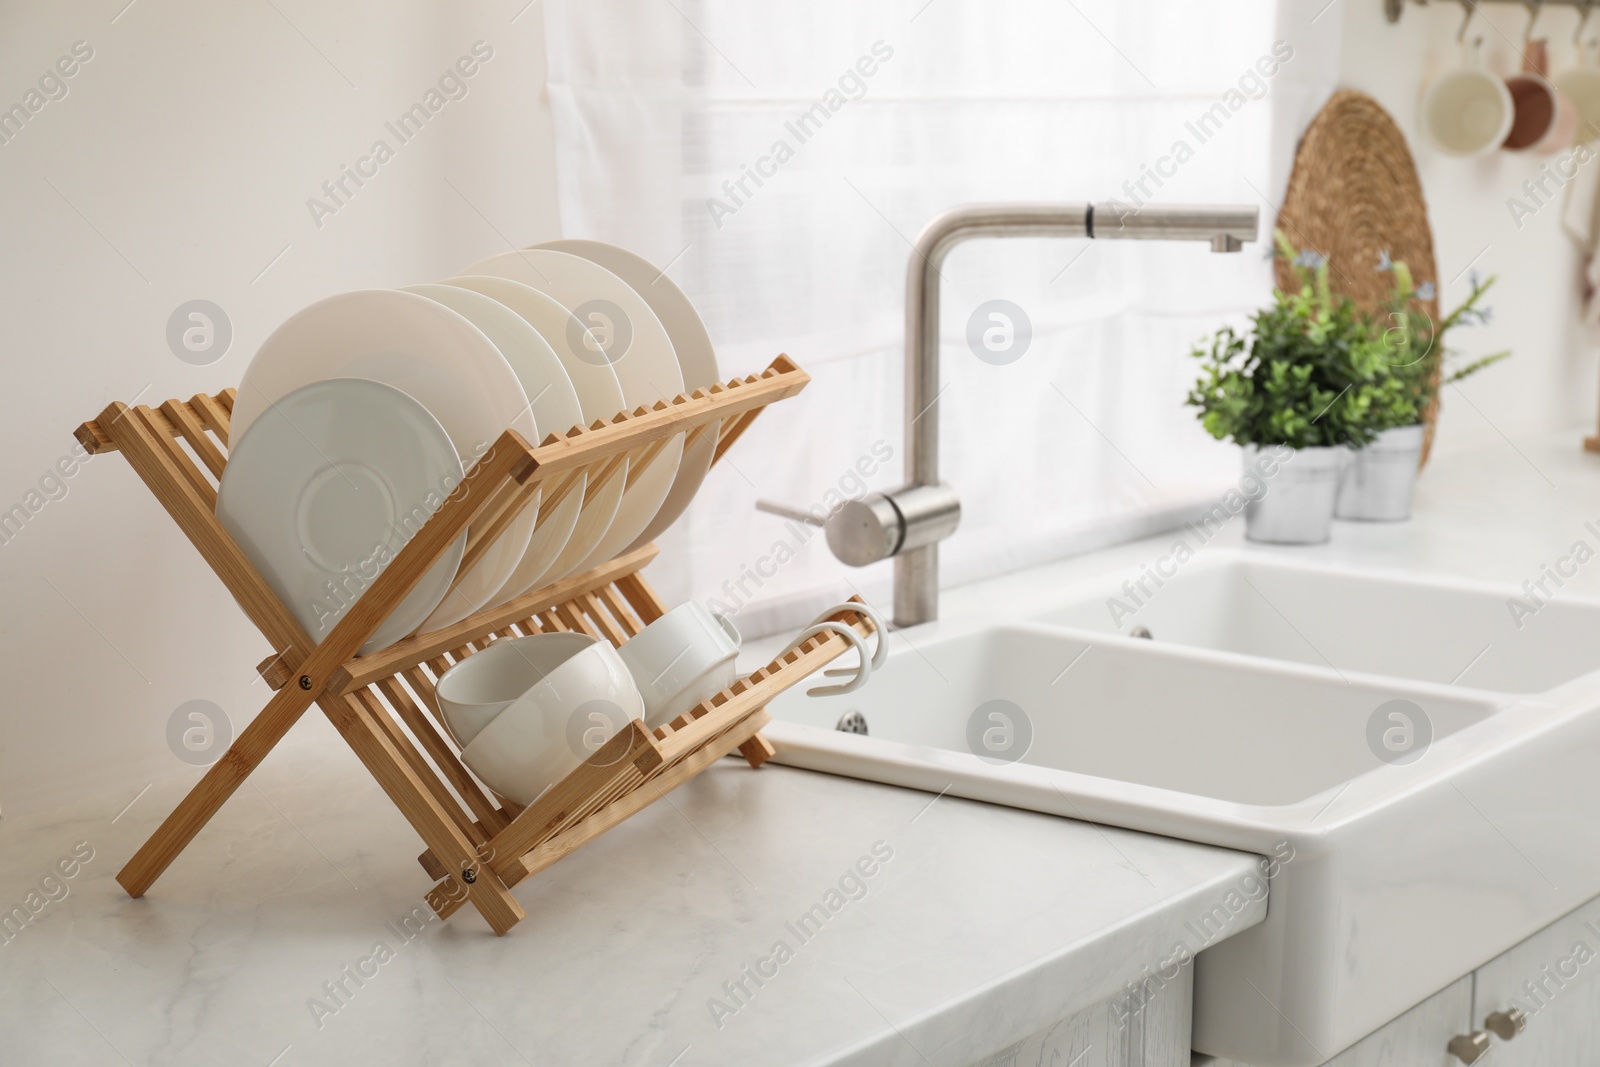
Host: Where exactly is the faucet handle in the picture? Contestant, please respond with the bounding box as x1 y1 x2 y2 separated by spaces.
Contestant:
825 493 907 566
754 500 825 526
754 494 901 566
757 485 960 568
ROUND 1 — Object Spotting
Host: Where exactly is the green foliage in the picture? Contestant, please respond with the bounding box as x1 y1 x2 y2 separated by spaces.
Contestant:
1186 232 1400 449
1187 233 1514 447
1369 261 1510 430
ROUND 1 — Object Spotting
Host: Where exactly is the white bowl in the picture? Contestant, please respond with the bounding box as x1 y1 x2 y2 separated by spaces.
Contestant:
618 601 741 729
459 635 644 806
434 632 593 747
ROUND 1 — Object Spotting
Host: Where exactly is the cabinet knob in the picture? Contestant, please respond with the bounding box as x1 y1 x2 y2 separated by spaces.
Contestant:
1485 1007 1528 1040
1447 1031 1491 1064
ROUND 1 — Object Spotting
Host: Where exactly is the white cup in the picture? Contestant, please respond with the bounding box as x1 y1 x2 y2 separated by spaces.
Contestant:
1555 58 1600 144
459 634 644 806
1423 44 1514 157
434 632 594 747
617 601 742 728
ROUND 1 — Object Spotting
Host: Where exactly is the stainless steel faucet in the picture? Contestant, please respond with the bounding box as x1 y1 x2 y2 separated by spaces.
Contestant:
761 201 1260 628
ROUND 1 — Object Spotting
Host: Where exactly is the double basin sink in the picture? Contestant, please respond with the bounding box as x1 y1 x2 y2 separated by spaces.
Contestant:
764 552 1600 1065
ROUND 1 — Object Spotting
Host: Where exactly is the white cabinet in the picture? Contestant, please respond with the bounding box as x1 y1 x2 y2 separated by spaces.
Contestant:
1470 893 1600 1065
1204 977 1471 1067
973 966 1192 1067
1206 892 1600 1067
968 890 1600 1067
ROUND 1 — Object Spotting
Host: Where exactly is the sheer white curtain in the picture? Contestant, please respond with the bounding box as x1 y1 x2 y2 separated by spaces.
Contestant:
544 0 1338 637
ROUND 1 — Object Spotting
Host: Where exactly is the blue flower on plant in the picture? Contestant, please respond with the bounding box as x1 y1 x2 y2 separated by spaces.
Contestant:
1416 281 1436 301
1294 249 1326 269
1469 268 1483 290
1475 305 1493 324
1376 250 1393 271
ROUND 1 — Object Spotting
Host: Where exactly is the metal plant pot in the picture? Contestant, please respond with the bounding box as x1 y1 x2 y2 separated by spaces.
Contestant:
1242 444 1349 545
1336 424 1424 522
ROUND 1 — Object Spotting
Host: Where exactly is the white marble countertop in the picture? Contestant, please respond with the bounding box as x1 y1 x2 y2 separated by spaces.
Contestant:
0 704 1264 1067
19 425 1581 1067
932 427 1600 620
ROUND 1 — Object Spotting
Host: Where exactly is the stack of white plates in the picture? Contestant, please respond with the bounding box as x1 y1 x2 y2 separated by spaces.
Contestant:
217 242 720 653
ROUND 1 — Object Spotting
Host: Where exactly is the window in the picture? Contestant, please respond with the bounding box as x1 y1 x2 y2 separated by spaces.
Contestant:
545 0 1334 635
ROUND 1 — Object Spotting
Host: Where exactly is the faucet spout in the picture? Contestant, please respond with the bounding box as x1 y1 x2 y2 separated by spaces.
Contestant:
892 201 1260 628
1088 202 1259 247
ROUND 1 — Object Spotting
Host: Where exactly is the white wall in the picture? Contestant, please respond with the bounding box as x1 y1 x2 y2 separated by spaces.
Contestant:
0 1 558 816
2 2 1594 819
1338 1 1598 458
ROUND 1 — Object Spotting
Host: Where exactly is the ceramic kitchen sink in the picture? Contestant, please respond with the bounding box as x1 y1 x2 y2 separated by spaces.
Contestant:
770 623 1499 807
1032 550 1600 696
762 561 1600 1065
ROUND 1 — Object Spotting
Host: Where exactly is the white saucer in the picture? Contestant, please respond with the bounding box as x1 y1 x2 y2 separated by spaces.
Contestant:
217 378 466 654
454 250 685 573
443 276 626 581
536 240 721 550
229 290 538 631
402 283 585 601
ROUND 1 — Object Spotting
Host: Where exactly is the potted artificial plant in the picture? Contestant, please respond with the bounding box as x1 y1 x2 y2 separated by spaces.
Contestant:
1186 233 1398 544
1334 256 1509 521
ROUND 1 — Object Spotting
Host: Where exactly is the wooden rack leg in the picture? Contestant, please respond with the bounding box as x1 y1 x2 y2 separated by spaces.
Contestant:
117 681 318 898
320 693 524 934
738 730 777 768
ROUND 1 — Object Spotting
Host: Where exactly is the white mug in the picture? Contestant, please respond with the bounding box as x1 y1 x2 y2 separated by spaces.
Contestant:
784 601 888 696
1422 41 1514 157
783 621 874 696
1554 45 1600 145
617 601 742 728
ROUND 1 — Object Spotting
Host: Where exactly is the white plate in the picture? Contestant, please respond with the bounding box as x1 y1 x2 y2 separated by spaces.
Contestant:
454 250 685 573
443 277 626 581
402 284 584 601
217 378 466 654
230 290 537 631
536 240 721 550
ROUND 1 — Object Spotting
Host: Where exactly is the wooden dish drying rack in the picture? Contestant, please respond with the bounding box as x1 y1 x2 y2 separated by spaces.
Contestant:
76 354 873 933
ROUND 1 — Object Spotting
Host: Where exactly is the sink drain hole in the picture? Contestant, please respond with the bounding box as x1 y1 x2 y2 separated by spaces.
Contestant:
836 710 868 735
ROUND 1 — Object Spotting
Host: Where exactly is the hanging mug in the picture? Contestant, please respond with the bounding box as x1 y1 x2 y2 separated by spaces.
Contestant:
1422 37 1514 157
1502 39 1579 154
1555 41 1600 144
